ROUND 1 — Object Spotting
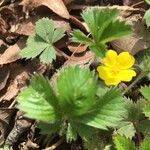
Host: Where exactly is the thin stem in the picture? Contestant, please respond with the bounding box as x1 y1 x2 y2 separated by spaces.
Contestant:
45 138 64 150
123 72 145 94
133 121 141 147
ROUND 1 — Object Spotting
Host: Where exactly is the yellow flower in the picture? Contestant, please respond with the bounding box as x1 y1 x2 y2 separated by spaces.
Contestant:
97 50 136 86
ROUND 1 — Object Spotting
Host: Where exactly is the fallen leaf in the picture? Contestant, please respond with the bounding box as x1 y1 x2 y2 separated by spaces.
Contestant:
68 43 88 53
0 65 10 91
0 38 26 65
0 108 16 146
15 15 71 36
20 0 70 19
111 21 150 55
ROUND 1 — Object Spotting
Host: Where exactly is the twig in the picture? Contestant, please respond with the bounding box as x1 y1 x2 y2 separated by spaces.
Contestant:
45 138 64 150
131 1 145 8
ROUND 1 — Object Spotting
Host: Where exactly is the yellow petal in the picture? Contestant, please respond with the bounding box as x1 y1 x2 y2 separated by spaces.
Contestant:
117 52 135 69
118 69 136 82
97 65 121 86
103 50 117 67
105 78 121 86
97 66 110 80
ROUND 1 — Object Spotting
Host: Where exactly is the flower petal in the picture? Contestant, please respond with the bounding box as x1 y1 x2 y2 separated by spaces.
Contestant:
105 78 121 86
103 50 117 67
117 52 135 69
97 65 121 85
97 66 110 80
118 69 136 82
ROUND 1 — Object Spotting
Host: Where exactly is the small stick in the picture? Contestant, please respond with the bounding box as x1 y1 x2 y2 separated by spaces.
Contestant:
45 138 64 150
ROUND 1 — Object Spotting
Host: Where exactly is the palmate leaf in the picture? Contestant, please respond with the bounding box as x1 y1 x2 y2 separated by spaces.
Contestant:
75 88 126 130
136 49 150 78
140 86 150 117
21 17 65 64
72 8 131 57
144 9 150 27
113 134 136 150
140 86 150 101
100 20 131 44
57 66 97 117
17 75 59 122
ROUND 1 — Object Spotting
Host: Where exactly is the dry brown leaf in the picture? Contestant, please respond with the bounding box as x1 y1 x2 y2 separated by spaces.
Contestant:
15 15 71 36
0 38 26 65
0 65 10 91
21 0 70 19
111 21 150 55
68 43 88 53
0 108 16 146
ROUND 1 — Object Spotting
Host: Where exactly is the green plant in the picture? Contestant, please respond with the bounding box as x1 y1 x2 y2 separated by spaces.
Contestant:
20 17 65 64
144 0 150 27
17 66 126 141
71 8 132 57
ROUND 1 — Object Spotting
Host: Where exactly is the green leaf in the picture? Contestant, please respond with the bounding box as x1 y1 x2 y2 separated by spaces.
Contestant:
71 29 93 45
100 20 131 43
140 86 150 101
57 66 97 117
144 9 150 27
21 17 65 64
52 28 65 43
139 120 150 134
140 139 150 150
113 134 136 150
20 35 48 59
136 49 150 78
39 46 56 64
143 104 150 118
89 43 107 57
38 121 60 135
66 123 78 142
17 75 59 122
35 18 55 43
117 122 136 139
145 0 150 5
76 88 126 130
81 8 119 42
71 8 131 58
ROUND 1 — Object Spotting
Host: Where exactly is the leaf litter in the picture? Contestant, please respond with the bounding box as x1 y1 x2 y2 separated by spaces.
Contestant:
0 0 150 149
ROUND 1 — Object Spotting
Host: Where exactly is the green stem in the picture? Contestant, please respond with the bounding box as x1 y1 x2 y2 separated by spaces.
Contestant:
123 72 145 94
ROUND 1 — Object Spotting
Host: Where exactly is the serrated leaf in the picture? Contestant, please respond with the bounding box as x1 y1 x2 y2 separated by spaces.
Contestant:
113 134 136 150
89 43 106 57
66 123 78 142
52 28 65 43
100 20 131 43
81 8 119 42
72 8 131 58
35 18 55 43
57 66 97 117
117 122 136 139
39 46 56 64
144 9 150 27
20 35 48 59
143 105 150 118
139 120 150 134
17 75 59 122
140 139 150 150
21 17 65 64
71 30 93 45
75 88 126 129
140 86 150 101
136 49 150 78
